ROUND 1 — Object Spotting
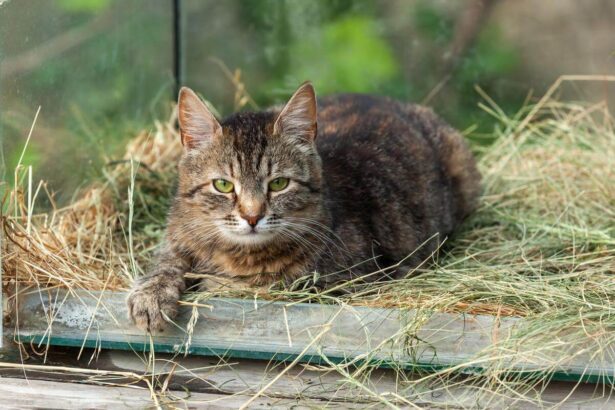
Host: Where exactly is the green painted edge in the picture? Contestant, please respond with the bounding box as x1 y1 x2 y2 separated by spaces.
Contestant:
18 334 613 385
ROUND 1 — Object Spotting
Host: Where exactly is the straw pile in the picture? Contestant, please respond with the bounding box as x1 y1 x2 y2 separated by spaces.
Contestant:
2 93 614 313
2 115 181 292
1 86 614 406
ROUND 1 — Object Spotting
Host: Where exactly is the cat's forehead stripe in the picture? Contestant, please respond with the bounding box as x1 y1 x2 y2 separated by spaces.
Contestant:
220 112 272 177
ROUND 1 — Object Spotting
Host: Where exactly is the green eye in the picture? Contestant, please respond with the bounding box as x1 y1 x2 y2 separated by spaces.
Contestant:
213 179 234 193
268 177 289 192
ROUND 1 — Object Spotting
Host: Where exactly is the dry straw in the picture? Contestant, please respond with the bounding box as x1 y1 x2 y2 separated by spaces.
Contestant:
1 77 614 407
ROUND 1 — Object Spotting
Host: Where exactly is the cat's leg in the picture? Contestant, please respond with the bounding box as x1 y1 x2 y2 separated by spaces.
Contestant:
127 245 190 332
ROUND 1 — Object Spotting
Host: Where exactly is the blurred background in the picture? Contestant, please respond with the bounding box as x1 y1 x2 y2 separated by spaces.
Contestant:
1 0 614 205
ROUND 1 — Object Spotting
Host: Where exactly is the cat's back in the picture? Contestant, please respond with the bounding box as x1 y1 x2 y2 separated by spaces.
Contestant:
317 93 461 158
317 94 444 173
315 94 481 270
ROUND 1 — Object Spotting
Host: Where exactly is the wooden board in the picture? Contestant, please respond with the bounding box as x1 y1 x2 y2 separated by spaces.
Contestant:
0 376 352 409
12 289 615 384
1 362 613 409
0 348 612 409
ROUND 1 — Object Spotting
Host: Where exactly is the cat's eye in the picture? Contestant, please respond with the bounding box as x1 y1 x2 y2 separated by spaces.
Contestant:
268 177 289 192
213 179 234 193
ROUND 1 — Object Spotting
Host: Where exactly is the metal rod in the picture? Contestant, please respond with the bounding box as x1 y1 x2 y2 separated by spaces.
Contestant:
172 0 183 98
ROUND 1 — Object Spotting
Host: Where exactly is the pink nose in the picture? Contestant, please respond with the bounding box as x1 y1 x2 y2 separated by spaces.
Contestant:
240 213 263 227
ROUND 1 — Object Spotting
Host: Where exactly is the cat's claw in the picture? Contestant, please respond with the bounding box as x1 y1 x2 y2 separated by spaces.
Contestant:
127 276 182 332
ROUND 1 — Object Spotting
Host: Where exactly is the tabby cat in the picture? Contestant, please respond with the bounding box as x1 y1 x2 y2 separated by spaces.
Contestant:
127 82 481 331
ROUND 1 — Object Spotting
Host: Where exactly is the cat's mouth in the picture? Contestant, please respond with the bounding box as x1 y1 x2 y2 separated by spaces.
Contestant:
217 214 285 246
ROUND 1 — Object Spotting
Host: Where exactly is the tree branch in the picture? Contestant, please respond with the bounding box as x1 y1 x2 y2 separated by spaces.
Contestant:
423 0 500 104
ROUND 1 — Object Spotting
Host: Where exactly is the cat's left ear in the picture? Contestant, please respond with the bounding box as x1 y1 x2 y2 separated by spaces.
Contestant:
273 82 317 143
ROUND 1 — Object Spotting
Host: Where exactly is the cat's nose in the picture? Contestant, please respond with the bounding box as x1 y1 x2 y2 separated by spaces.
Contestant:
240 212 264 228
239 197 265 228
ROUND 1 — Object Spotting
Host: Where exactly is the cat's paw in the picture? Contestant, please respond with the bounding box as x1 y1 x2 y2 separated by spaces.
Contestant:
127 275 183 332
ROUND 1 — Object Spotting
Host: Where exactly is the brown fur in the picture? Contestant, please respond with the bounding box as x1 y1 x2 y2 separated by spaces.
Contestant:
127 83 481 331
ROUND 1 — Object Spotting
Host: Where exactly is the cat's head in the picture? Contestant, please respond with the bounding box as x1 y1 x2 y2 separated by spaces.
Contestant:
174 82 323 247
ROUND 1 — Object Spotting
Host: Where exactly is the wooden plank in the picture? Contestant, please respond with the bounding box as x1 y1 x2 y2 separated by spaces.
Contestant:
0 376 158 409
0 376 359 409
105 350 615 409
13 289 615 383
0 352 611 409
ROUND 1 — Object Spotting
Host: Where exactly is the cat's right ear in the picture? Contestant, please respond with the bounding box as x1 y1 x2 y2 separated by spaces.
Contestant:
178 87 222 149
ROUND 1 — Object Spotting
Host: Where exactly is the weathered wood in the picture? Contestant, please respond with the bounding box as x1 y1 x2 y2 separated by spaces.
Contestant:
13 289 615 385
0 376 360 409
0 352 611 409
106 350 615 409
0 376 158 409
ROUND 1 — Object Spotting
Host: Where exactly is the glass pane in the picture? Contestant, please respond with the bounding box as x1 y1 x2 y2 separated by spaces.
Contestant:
0 0 175 205
0 0 175 350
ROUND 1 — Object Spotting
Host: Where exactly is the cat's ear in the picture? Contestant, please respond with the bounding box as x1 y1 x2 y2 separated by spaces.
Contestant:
178 87 222 149
273 82 317 142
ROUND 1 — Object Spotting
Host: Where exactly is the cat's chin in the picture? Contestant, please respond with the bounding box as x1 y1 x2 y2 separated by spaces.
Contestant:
222 231 278 246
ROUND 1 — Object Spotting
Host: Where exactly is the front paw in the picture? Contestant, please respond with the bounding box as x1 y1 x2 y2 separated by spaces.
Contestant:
127 276 184 332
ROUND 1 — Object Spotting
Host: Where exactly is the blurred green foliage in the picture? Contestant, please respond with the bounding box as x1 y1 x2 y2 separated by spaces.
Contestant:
186 0 523 136
58 0 111 12
404 0 522 133
1 0 528 206
291 16 399 94
0 0 174 205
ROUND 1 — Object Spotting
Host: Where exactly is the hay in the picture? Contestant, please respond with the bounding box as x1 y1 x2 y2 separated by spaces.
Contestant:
1 87 614 407
2 114 181 292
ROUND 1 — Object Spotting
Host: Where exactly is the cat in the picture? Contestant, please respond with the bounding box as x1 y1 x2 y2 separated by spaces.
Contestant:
127 82 481 331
